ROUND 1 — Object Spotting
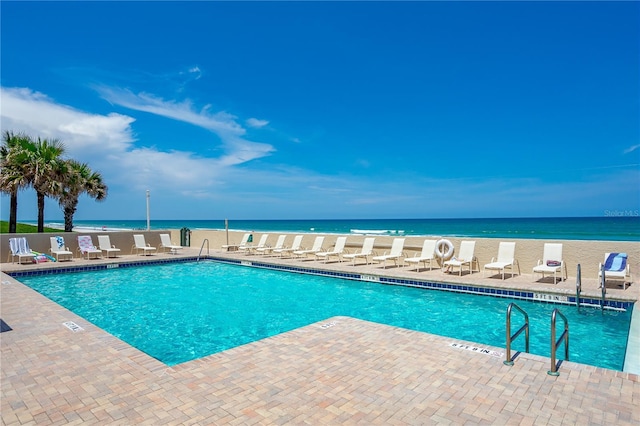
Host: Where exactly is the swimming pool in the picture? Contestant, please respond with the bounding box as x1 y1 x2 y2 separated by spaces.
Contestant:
17 260 632 369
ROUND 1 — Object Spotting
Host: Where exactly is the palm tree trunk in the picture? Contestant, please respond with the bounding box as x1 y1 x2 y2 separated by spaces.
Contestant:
64 206 75 232
37 191 45 232
9 191 18 233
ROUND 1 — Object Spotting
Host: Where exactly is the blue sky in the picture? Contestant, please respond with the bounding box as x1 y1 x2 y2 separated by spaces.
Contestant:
1 1 638 221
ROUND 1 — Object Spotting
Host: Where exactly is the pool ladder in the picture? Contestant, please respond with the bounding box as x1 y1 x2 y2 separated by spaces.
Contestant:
576 264 581 309
547 309 569 376
197 239 209 261
504 303 569 375
599 263 607 310
504 303 529 366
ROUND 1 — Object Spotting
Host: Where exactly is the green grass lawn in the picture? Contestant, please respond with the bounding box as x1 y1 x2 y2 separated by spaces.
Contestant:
0 221 61 233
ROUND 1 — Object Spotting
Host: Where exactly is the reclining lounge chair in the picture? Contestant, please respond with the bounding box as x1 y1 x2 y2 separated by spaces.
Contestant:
599 252 632 290
405 239 437 271
343 237 376 266
532 243 567 283
77 235 102 260
483 242 520 280
98 235 121 258
372 238 405 269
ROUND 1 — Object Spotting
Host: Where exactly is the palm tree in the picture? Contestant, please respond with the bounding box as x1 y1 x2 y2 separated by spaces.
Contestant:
56 159 108 232
0 131 34 233
22 137 66 232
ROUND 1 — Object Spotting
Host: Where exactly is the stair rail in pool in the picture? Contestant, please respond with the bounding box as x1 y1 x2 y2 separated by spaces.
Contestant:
504 302 529 366
547 308 569 376
197 239 210 262
576 264 581 309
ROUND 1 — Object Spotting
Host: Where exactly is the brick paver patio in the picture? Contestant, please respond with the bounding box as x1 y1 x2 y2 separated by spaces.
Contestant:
2 251 638 425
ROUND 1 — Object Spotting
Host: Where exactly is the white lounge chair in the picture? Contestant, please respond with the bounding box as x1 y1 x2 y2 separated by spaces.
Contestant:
8 237 34 264
315 236 347 263
50 236 73 262
483 242 520 280
98 235 121 258
405 239 437 271
273 235 303 258
599 252 632 290
160 233 182 254
132 234 157 256
222 233 250 252
532 243 567 283
293 236 325 259
244 234 269 255
372 238 405 269
77 235 102 260
257 235 287 255
343 237 376 266
443 241 478 276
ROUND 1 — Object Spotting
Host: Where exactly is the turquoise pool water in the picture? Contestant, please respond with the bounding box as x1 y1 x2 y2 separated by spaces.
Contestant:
18 261 632 369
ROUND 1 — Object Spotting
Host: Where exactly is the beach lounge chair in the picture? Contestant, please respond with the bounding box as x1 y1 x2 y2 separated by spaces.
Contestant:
257 235 287 255
246 234 270 255
483 242 520 280
599 252 632 290
77 235 102 260
343 237 376 266
293 236 325 259
532 243 567 283
443 241 478 276
222 233 250 252
132 234 157 256
50 236 73 262
372 238 406 269
8 237 34 264
160 233 182 254
315 236 347 263
273 235 303 258
405 239 437 271
98 235 121 258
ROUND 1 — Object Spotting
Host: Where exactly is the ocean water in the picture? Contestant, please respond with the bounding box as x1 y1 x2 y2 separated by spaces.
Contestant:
38 217 640 241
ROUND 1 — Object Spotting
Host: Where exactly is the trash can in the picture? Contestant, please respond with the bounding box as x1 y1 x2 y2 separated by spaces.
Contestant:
180 227 191 247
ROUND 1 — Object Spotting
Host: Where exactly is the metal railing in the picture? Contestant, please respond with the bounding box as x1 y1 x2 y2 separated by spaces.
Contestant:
547 308 569 376
576 264 581 309
599 263 606 310
197 239 209 261
504 303 529 366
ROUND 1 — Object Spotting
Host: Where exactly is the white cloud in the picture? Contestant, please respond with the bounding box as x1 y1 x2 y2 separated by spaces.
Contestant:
0 87 135 154
96 86 245 135
188 67 202 79
623 144 639 154
246 118 269 128
0 85 271 198
94 85 275 166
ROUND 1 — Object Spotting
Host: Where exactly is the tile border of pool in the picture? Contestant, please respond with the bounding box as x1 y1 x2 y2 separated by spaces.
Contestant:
6 255 634 311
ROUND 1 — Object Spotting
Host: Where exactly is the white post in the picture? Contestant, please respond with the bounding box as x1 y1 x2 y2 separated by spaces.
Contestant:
146 190 150 231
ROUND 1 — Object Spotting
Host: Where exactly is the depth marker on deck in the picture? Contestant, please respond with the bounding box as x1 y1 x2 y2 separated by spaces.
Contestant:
63 321 84 332
318 321 338 329
450 342 503 358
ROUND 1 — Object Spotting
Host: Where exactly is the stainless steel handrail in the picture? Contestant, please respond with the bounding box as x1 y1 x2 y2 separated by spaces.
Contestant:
197 239 210 261
599 263 606 310
504 303 529 366
547 308 569 376
576 264 581 309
